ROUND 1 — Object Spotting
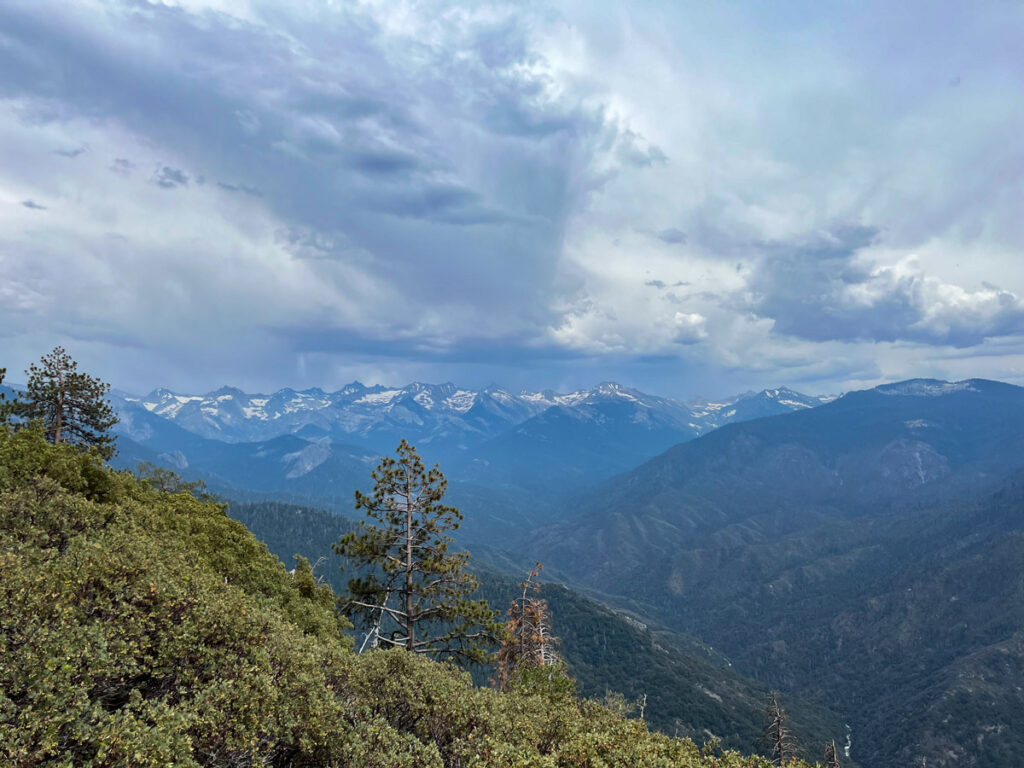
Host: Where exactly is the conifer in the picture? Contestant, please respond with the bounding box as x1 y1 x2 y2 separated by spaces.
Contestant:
334 439 499 664
0 368 10 425
16 347 118 459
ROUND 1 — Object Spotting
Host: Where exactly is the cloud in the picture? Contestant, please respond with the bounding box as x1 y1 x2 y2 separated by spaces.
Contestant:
672 312 708 344
0 0 660 390
217 181 262 197
0 0 1021 397
743 225 1024 347
657 228 687 245
152 166 189 189
20 199 46 210
110 157 134 175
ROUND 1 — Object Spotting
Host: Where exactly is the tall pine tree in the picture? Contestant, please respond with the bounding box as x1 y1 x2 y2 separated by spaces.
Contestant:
334 439 499 664
17 347 118 460
0 367 13 426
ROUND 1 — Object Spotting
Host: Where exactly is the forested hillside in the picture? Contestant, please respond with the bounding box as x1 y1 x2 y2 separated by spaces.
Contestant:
529 380 1024 768
0 426 806 767
230 500 848 756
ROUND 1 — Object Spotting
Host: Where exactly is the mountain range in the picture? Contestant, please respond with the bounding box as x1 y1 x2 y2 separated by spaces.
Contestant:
99 381 833 543
111 380 831 454
525 378 1024 768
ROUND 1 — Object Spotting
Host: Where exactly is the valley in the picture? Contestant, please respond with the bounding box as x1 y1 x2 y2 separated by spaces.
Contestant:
61 375 1024 767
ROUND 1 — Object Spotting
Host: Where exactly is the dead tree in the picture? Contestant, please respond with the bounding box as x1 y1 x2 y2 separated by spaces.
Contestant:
762 692 799 766
823 739 843 768
495 562 562 690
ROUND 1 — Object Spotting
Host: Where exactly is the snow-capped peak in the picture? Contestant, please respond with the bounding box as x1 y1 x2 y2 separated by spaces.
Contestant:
113 379 832 448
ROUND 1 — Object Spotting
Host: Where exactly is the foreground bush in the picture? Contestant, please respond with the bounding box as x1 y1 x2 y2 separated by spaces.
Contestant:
0 428 805 767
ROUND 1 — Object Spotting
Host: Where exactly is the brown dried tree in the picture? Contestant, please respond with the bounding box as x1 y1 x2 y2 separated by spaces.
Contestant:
495 562 562 691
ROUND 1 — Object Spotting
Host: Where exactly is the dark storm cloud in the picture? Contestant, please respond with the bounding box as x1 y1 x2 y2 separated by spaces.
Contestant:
744 225 1024 347
0 0 635 358
272 325 591 365
347 148 421 177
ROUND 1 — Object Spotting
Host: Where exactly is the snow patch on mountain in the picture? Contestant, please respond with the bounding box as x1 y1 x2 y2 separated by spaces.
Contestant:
445 390 477 412
112 381 835 450
283 440 332 478
877 379 978 397
357 390 403 405
242 398 269 419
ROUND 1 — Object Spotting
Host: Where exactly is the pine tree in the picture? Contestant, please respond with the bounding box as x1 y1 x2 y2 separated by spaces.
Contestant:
334 439 500 664
496 562 563 691
0 367 11 425
17 347 118 460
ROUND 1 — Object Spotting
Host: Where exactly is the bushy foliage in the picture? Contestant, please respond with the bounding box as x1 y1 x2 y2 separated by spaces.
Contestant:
0 428 810 767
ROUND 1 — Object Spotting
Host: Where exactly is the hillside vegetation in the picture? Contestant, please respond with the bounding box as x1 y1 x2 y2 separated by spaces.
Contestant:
0 426 805 767
230 501 848 754
529 380 1024 767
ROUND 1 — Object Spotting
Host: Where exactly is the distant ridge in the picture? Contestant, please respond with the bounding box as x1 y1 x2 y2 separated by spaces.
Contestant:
525 376 1024 768
110 379 835 452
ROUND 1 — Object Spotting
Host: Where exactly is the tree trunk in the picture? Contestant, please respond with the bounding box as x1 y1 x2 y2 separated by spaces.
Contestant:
405 468 414 651
54 369 64 443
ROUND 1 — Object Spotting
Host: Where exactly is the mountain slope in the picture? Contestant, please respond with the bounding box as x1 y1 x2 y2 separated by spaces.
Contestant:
229 499 850 756
525 378 1024 768
452 384 702 492
4 426 814 767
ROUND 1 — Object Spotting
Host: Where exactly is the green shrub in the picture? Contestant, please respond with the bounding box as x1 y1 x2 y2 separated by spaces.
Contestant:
0 427 807 767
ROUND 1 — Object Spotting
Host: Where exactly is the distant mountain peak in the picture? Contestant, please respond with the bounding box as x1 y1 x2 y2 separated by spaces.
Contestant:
112 379 833 452
208 385 246 398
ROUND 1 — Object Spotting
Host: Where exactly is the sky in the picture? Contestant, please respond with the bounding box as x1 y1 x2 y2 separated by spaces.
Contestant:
1 0 1022 399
